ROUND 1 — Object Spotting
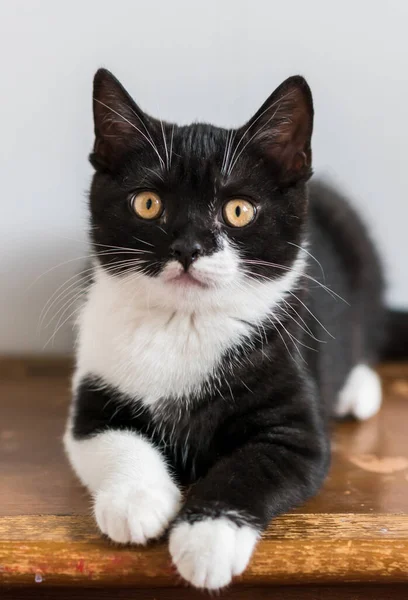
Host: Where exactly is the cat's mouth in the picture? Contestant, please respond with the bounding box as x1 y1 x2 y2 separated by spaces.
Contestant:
166 271 208 288
161 261 211 289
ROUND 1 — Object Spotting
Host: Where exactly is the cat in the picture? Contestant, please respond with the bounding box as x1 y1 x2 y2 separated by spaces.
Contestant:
64 68 407 590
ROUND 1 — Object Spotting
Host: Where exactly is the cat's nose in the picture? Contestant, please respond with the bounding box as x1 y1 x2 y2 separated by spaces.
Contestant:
169 239 203 271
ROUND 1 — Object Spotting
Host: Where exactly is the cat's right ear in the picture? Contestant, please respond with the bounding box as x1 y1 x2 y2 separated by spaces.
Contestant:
240 76 314 185
90 69 149 171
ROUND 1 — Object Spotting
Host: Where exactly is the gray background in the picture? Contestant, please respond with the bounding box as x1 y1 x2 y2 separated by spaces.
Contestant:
1 0 407 354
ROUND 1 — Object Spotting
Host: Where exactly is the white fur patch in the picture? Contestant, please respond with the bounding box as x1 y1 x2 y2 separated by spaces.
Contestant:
169 517 259 590
63 428 181 544
335 364 382 420
74 244 305 406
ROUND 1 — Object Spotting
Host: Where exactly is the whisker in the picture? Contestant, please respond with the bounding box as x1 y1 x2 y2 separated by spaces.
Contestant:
160 118 169 170
224 130 237 175
39 271 91 330
43 303 82 349
268 313 311 360
221 129 232 174
287 241 326 282
91 242 153 254
37 250 150 323
46 232 154 254
43 261 148 346
169 124 175 169
288 290 335 339
44 258 147 329
28 253 96 292
264 314 296 362
278 302 326 344
243 268 337 339
242 259 348 304
47 287 86 333
143 167 165 183
234 275 323 348
281 297 316 336
127 105 163 162
132 236 154 248
39 257 149 329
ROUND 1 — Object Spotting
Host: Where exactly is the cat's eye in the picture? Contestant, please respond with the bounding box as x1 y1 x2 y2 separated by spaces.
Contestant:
223 199 256 228
131 191 163 220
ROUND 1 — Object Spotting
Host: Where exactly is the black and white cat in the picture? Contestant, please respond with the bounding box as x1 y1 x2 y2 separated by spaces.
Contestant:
64 69 406 590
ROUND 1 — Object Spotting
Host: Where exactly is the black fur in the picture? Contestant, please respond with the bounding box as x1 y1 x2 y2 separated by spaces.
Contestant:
71 69 396 533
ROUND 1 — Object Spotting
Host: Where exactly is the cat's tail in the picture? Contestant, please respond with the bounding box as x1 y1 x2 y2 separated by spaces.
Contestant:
381 309 408 361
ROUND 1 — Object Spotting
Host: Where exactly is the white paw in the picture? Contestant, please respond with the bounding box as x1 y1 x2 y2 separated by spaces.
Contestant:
94 482 182 545
169 517 259 590
335 364 382 420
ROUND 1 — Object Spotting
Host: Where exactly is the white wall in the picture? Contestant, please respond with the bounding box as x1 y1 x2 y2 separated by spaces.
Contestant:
1 0 407 354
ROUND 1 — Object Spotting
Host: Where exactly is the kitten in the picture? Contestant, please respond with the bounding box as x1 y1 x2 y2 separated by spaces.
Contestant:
64 69 404 590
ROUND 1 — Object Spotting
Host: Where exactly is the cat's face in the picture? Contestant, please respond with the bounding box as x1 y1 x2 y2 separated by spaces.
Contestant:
89 70 313 306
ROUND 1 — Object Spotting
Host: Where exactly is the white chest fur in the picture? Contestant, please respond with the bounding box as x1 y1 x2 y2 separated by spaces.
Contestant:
74 258 303 406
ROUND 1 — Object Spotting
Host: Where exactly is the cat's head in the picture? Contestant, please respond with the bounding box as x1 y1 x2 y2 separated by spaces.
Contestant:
89 69 313 309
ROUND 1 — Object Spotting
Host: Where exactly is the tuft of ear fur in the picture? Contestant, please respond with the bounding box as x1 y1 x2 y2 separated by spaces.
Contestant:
244 76 314 184
90 68 153 171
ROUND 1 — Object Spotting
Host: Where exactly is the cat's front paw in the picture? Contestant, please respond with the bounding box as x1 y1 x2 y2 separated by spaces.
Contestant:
169 516 259 590
94 482 182 545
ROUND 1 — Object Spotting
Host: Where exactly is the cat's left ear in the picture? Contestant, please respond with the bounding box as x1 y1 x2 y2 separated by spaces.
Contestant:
244 76 314 183
90 68 152 171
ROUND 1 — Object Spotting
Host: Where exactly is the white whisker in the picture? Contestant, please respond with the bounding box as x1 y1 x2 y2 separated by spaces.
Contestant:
278 302 326 344
243 259 348 304
144 167 165 183
160 118 169 170
39 257 149 330
169 124 175 169
43 260 148 346
221 129 233 174
37 250 151 324
287 241 325 282
288 290 335 339
132 236 154 248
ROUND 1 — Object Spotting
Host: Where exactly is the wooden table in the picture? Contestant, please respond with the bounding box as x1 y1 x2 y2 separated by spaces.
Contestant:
1 358 408 599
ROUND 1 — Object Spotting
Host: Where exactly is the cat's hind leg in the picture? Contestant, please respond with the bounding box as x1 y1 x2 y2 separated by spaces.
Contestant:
335 364 382 420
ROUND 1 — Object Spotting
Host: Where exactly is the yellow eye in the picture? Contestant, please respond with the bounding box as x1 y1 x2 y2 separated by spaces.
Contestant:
223 199 256 228
132 191 163 220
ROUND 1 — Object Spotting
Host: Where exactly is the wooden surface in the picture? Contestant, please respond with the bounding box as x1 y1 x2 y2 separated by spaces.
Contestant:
1 358 408 594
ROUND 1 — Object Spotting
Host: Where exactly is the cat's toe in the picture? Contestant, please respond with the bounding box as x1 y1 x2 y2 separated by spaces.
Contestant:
94 483 182 545
169 516 259 590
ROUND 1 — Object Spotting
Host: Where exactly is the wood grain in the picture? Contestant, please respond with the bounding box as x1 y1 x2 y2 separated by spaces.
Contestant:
2 513 408 542
1 513 408 587
1 359 408 592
